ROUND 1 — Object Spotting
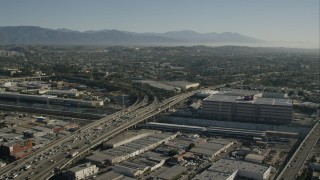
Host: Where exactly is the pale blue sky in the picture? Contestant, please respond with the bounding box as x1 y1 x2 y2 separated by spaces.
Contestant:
0 0 319 46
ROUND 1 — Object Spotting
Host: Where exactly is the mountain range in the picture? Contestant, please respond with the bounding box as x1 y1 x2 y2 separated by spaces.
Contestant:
0 26 264 45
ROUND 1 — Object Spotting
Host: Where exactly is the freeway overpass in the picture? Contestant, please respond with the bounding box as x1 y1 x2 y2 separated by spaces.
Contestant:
0 95 146 178
276 119 320 180
0 92 194 180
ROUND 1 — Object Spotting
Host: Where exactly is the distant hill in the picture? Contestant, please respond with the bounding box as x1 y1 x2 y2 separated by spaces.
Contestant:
0 26 263 45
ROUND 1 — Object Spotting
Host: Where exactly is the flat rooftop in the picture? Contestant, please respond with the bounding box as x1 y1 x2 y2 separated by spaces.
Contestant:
219 89 260 96
136 80 178 91
204 95 292 106
156 165 187 180
194 159 270 180
68 163 96 173
102 132 177 162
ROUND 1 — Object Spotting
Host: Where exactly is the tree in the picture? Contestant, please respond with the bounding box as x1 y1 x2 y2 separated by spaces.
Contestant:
298 90 304 97
288 91 294 97
168 149 179 157
187 143 196 151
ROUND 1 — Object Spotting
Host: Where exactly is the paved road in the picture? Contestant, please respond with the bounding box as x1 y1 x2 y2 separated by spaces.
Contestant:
0 92 194 180
277 120 320 180
0 96 147 180
36 92 194 180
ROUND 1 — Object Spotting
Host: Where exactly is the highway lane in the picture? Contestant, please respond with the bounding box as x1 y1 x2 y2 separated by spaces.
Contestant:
1 92 193 180
0 96 147 179
36 92 194 179
30 97 159 180
277 120 320 180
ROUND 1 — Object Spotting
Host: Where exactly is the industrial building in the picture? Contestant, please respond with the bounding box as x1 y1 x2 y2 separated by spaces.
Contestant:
144 122 207 133
194 159 271 180
87 132 177 165
113 162 149 177
207 126 266 138
201 94 294 124
136 80 181 92
219 89 262 97
0 160 6 168
245 154 265 164
64 163 99 180
45 89 81 97
95 171 131 180
195 90 219 98
154 164 187 180
112 152 168 177
145 122 266 138
0 140 33 160
164 81 199 90
189 139 234 158
23 126 54 138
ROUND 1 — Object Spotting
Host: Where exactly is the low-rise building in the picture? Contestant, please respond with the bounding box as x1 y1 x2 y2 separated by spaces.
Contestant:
164 81 199 90
87 132 177 165
23 126 54 138
190 139 233 158
113 162 149 177
245 154 264 164
0 160 6 167
194 159 271 180
46 89 80 97
64 163 99 180
0 140 33 160
155 164 187 180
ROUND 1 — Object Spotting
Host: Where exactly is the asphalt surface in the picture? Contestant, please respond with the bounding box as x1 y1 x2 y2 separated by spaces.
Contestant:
0 92 194 180
277 121 320 180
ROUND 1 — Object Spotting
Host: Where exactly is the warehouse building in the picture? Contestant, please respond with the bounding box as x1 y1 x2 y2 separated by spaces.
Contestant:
201 94 293 124
23 126 54 138
154 165 187 180
194 159 271 180
189 139 233 158
113 161 149 177
0 140 33 160
145 122 266 139
46 89 81 97
86 152 109 166
164 81 199 90
113 152 168 177
144 122 206 133
136 80 180 92
245 154 265 164
95 171 129 180
64 163 99 180
87 133 177 165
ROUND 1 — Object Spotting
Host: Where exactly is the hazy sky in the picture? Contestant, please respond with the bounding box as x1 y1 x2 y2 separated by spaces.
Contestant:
0 0 319 46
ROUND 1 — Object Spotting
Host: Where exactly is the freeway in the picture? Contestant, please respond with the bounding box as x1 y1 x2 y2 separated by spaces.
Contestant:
0 96 148 179
30 97 160 180
0 91 194 180
34 92 194 180
277 120 320 180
